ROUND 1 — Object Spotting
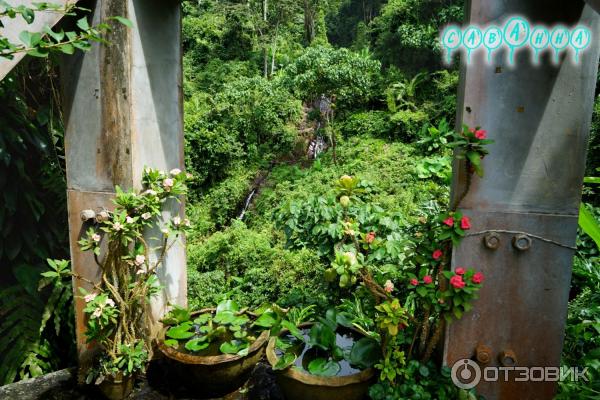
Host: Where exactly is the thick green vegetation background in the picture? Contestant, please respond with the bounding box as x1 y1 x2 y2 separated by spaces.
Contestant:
0 0 599 397
179 0 600 397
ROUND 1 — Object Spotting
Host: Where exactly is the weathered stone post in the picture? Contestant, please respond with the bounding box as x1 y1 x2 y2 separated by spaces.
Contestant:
60 0 185 361
444 1 600 399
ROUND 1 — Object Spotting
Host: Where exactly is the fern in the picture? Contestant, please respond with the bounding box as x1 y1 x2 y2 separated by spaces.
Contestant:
0 260 74 384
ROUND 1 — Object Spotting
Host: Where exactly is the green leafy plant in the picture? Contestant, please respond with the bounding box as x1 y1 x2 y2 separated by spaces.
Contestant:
450 124 495 177
0 259 73 384
0 1 130 60
273 308 381 377
579 202 600 249
416 119 453 153
282 45 381 111
162 299 280 357
369 361 473 400
415 155 452 182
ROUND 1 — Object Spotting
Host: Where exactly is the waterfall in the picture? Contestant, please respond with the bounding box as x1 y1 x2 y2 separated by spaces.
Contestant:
237 188 257 220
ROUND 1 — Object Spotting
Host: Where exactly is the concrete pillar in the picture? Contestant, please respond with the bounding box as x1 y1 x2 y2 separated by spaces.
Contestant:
444 1 600 399
60 0 185 361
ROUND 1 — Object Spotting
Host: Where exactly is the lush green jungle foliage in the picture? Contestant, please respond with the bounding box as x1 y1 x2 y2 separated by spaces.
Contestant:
1 0 599 398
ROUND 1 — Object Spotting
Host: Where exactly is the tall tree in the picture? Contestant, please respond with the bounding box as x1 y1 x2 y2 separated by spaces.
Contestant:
303 0 319 44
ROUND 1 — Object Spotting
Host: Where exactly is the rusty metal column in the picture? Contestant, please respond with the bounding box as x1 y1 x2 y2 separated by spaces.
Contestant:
60 0 185 362
443 1 600 399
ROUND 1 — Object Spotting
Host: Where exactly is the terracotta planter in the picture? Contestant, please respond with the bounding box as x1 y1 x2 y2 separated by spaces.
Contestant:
98 372 135 400
266 323 376 400
157 310 270 397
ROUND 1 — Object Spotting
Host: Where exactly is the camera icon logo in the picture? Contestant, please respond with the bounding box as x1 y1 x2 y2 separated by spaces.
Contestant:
451 359 482 389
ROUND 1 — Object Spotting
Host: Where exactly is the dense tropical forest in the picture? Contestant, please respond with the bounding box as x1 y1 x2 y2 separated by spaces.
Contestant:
1 0 600 398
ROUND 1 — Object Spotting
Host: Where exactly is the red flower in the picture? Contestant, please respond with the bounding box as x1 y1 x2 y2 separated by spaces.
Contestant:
469 127 476 134
450 275 465 289
423 275 433 284
475 129 487 140
455 267 466 275
460 216 471 230
443 217 454 227
432 249 443 260
365 231 376 244
410 278 419 286
472 272 484 284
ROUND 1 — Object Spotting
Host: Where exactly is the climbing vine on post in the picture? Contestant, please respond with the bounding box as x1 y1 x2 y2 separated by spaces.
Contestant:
55 169 192 386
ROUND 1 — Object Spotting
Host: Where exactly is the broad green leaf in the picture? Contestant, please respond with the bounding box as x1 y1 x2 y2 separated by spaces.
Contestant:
466 151 483 177
282 320 304 341
43 26 64 42
27 48 48 58
19 31 39 47
193 313 212 325
231 315 250 326
163 339 178 348
307 322 336 351
185 338 209 352
166 322 194 339
273 352 296 370
254 312 278 328
216 299 240 314
349 337 381 369
59 43 75 54
233 330 247 339
110 16 133 28
213 310 236 324
579 203 600 249
307 358 340 377
76 17 90 31
162 306 191 325
219 340 248 355
335 312 354 328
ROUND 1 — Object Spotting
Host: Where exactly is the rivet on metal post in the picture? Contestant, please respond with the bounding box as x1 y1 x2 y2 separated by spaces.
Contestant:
80 209 96 222
512 234 532 251
483 233 501 250
475 344 493 364
95 210 110 223
498 350 517 367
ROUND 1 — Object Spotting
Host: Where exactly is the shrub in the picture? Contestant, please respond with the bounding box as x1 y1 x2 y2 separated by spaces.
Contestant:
558 205 600 398
187 221 328 310
282 45 381 111
184 124 244 188
184 76 302 189
214 76 302 156
340 111 393 138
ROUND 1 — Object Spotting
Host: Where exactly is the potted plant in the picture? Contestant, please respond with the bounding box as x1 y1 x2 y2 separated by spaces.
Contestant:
73 168 191 399
156 300 284 397
266 308 380 400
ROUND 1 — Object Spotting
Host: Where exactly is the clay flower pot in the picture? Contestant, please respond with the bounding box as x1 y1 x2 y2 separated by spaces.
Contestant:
98 372 135 400
266 323 375 400
157 309 270 397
